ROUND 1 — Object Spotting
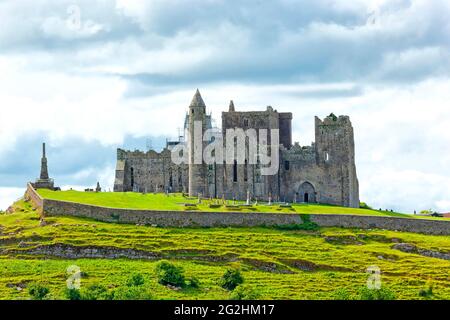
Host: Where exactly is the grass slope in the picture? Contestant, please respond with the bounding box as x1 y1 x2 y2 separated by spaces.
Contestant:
0 199 449 300
37 189 409 217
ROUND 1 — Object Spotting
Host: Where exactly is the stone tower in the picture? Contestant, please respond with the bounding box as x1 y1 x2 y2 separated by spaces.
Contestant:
188 89 207 197
315 114 359 208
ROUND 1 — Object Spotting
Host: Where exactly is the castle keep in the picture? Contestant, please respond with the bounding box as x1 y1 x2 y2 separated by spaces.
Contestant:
114 90 359 208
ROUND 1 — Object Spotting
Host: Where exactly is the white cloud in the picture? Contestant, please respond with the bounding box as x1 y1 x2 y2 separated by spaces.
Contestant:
0 188 25 211
1 0 450 213
41 15 105 40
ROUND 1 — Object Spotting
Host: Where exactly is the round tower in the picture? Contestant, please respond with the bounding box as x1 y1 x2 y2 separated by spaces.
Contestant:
188 89 207 197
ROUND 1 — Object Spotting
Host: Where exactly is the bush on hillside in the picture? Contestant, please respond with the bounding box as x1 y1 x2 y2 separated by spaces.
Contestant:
126 273 145 287
28 283 50 300
65 288 81 300
358 287 396 300
155 260 185 287
112 286 152 300
81 284 113 300
219 268 244 291
419 283 433 298
230 284 260 300
186 277 200 289
359 202 373 210
332 288 352 300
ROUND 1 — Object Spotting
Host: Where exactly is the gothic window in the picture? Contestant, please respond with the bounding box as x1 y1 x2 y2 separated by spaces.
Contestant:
244 119 249 127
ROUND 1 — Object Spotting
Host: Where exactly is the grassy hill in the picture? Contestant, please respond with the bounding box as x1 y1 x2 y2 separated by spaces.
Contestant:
37 189 410 217
0 199 449 300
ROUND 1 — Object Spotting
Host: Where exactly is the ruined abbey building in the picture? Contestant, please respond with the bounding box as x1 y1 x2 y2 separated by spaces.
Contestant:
114 90 360 208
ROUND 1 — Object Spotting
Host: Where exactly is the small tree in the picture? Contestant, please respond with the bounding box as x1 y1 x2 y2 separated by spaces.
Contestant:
219 268 244 291
28 283 50 300
155 260 185 287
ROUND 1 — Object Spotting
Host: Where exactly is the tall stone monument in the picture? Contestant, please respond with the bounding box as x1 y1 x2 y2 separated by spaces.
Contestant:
32 143 55 190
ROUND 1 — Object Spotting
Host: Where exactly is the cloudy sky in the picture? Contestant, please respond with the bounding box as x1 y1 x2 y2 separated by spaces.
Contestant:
1 0 449 213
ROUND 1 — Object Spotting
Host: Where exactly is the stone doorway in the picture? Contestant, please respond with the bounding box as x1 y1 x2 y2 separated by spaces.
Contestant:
298 182 316 203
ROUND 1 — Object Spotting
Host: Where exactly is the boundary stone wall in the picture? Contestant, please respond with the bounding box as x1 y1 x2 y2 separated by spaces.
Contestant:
25 184 450 235
25 183 43 211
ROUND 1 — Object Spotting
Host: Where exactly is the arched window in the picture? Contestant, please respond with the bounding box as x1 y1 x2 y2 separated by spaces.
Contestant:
233 160 238 182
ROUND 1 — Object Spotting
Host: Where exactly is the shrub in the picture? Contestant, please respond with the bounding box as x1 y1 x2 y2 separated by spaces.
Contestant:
332 288 352 300
419 284 433 298
65 288 81 300
219 268 244 291
360 202 373 210
112 286 152 300
28 283 50 300
155 260 185 287
230 285 260 300
126 273 145 287
358 287 396 300
186 277 200 289
81 284 113 300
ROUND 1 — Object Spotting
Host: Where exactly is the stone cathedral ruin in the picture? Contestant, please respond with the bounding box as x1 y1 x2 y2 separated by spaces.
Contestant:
114 90 360 208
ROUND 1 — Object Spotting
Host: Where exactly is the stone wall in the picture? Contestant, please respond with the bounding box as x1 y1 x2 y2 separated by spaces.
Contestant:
25 184 450 235
41 201 450 234
114 148 188 194
113 91 360 208
25 183 44 214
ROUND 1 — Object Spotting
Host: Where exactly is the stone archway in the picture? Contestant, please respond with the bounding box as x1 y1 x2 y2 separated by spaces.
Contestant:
298 182 316 203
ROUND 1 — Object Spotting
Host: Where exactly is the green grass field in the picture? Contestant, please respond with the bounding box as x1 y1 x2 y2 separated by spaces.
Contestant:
0 199 449 300
36 189 411 217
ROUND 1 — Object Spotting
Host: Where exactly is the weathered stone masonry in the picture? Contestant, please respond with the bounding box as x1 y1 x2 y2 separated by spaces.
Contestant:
114 90 360 208
25 184 450 235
